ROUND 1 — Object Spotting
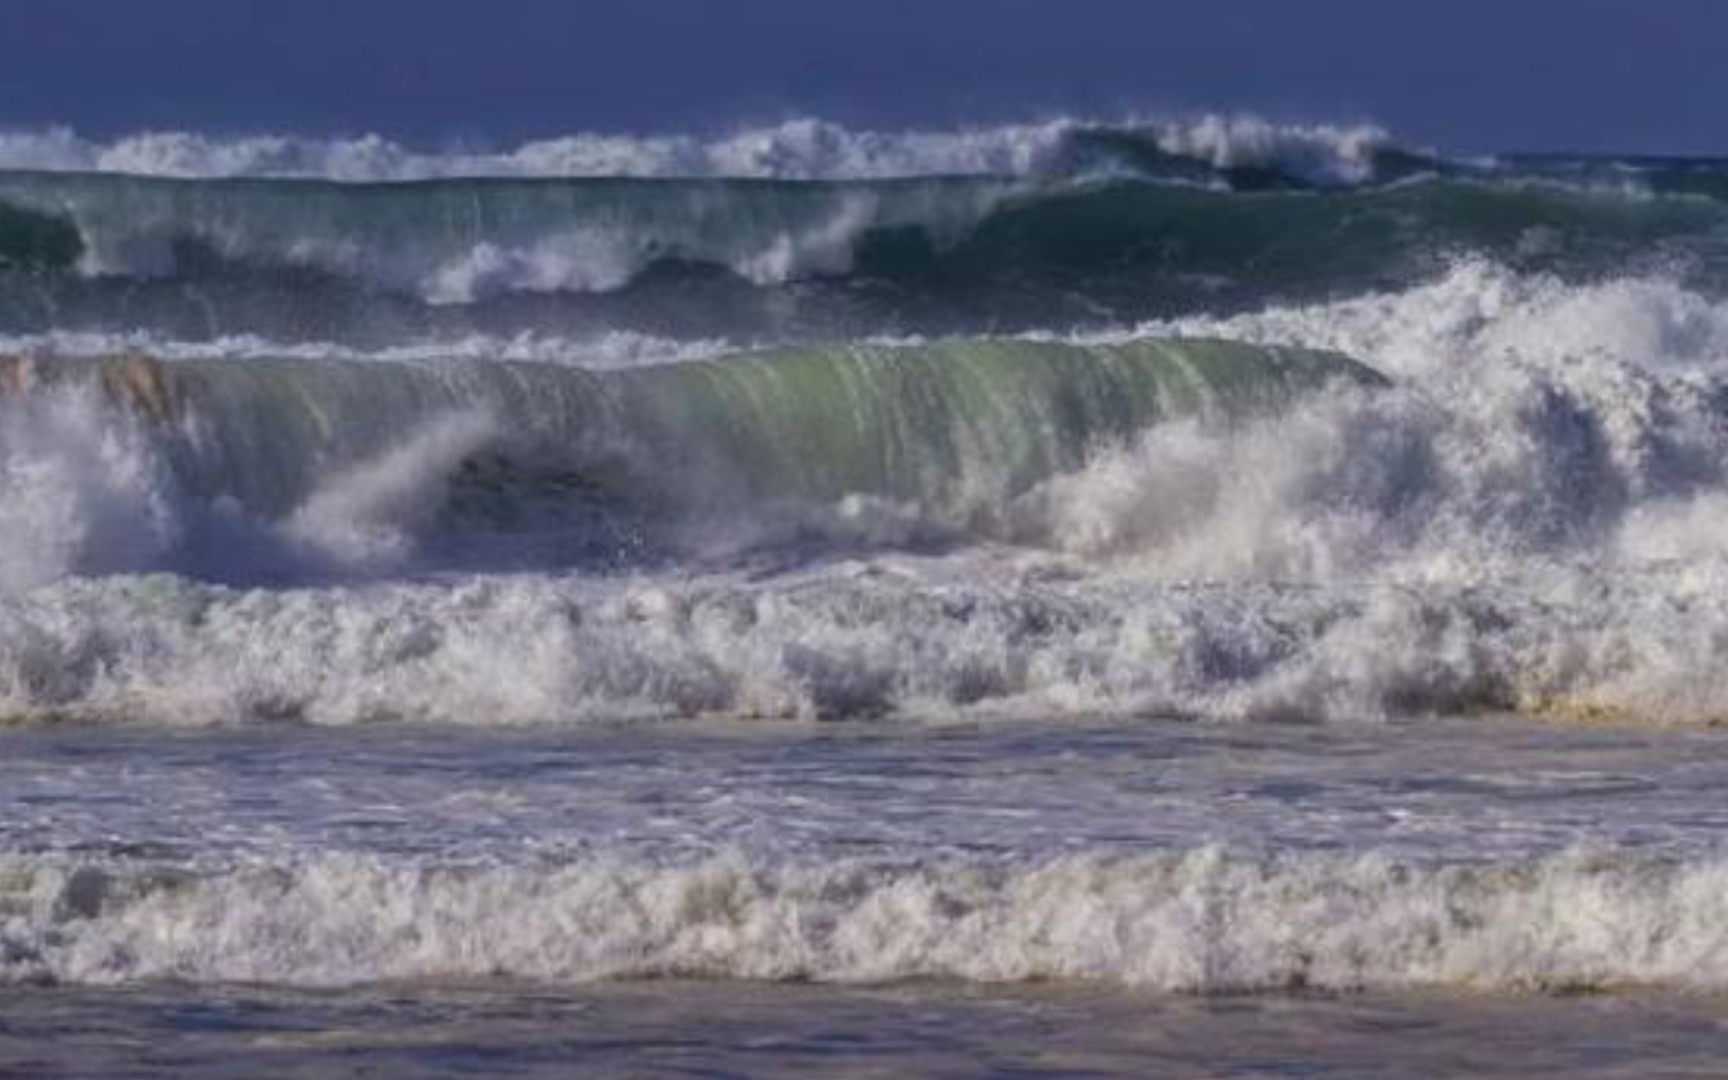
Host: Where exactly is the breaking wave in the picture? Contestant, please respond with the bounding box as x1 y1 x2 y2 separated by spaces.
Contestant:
13 106 1728 1019
3 264 1728 725
4 846 1727 991
0 337 1366 585
3 562 1727 726
2 163 1725 350
0 116 1410 185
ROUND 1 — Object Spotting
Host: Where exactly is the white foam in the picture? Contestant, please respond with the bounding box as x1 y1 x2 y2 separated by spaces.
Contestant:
411 192 887 302
1014 261 1728 585
1151 115 1390 186
4 847 1725 990
421 235 642 303
0 115 1398 183
6 265 1728 725
1138 259 1728 382
0 389 179 591
1 554 1727 726
0 329 734 369
284 412 498 571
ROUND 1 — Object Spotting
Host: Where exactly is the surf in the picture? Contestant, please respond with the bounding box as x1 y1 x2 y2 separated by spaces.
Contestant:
0 337 1376 584
2 166 1726 352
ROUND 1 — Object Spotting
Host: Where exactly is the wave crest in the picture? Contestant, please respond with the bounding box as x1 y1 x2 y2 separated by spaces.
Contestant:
0 115 1405 184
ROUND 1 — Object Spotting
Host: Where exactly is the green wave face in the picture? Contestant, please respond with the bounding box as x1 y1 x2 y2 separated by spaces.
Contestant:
592 338 1380 516
14 339 1381 527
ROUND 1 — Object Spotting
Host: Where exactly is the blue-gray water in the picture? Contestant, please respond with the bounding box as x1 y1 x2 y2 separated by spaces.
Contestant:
7 116 1728 1075
9 982 1728 1078
5 717 1728 1075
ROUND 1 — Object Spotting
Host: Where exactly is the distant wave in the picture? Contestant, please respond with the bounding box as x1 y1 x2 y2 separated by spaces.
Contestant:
2 166 1726 346
0 327 735 369
0 115 1411 185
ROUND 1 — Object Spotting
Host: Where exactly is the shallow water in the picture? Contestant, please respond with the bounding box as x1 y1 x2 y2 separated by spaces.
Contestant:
4 717 1727 1000
6 981 1728 1079
6 716 1728 865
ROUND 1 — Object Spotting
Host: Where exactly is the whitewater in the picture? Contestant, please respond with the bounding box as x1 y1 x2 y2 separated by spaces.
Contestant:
4 116 1728 1076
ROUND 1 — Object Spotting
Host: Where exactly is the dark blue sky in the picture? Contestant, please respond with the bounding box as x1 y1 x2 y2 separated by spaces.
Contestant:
1 0 1723 154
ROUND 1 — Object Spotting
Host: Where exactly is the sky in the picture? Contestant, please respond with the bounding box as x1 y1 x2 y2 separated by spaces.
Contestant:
0 0 1724 154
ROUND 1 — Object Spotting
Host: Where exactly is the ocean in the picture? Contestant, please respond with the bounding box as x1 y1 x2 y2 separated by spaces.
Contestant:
2 115 1728 1076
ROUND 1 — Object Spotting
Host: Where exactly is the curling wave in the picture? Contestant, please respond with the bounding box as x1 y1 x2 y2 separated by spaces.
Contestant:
0 337 1369 583
5 266 1728 725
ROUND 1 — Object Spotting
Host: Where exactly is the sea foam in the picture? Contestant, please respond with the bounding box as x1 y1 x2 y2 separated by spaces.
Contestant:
4 847 1726 990
0 116 1396 183
5 265 1728 726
